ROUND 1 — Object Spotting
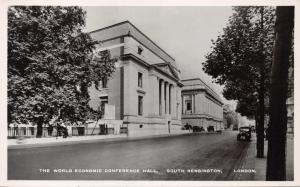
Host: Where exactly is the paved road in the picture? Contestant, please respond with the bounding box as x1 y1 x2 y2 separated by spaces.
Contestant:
8 131 255 180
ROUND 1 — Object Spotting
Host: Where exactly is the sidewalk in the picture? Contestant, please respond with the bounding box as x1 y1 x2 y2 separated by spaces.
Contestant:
8 131 202 149
8 134 127 148
253 135 294 181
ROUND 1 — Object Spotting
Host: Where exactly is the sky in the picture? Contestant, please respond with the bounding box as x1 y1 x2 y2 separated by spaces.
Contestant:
83 6 236 108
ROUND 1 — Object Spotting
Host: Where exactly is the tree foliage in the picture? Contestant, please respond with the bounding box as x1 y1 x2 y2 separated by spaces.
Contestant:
203 6 276 118
8 6 116 131
223 104 239 129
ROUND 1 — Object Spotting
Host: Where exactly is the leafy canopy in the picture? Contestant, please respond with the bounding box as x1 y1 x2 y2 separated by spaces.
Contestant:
8 6 116 125
203 6 276 117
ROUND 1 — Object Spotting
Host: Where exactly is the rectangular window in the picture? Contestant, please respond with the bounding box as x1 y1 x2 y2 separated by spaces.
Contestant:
138 72 143 88
184 95 192 114
100 96 108 118
102 77 107 88
186 101 192 111
138 96 143 116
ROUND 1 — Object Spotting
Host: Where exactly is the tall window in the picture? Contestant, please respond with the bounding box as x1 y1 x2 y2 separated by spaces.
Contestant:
184 95 192 114
138 72 143 88
186 101 192 111
138 96 143 116
99 96 108 118
102 77 107 88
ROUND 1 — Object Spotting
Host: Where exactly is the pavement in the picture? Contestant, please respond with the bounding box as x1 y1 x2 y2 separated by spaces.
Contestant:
8 131 198 149
253 134 294 181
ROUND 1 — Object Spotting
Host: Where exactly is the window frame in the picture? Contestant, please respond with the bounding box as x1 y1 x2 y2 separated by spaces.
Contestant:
138 95 143 116
138 72 143 88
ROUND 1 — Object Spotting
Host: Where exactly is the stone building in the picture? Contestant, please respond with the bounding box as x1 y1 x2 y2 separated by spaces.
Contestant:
181 78 223 131
88 21 183 136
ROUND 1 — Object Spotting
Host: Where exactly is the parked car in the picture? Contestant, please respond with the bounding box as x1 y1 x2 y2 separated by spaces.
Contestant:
237 126 251 141
182 123 193 130
207 126 215 132
192 126 204 132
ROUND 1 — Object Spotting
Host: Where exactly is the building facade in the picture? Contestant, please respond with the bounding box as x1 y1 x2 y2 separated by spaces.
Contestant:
181 78 223 131
88 21 183 136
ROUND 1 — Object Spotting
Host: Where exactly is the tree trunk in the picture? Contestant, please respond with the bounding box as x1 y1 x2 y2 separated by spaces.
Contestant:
257 82 265 158
36 116 44 138
266 6 294 181
256 7 265 158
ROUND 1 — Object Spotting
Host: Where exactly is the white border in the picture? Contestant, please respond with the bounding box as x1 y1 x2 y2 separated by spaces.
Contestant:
1 0 299 186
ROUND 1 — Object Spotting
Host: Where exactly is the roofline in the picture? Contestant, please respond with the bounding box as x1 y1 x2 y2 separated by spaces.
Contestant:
89 21 129 34
153 62 181 72
182 88 223 105
153 63 179 79
126 21 175 61
182 78 202 81
89 20 175 62
182 78 220 96
182 78 223 103
121 54 181 84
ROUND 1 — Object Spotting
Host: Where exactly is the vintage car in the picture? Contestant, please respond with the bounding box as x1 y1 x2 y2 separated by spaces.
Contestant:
237 126 252 141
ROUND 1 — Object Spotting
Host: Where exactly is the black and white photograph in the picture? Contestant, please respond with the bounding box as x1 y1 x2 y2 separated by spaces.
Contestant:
1 0 299 186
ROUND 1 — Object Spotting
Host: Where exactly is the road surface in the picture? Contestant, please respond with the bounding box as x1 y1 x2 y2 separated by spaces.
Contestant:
8 131 255 180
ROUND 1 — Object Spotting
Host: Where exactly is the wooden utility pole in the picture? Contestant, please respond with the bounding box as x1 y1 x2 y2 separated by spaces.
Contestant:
266 6 294 181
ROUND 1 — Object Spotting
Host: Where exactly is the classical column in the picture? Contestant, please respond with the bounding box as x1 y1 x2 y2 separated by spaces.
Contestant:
149 75 159 116
160 79 165 116
169 84 172 115
191 94 194 114
193 94 196 113
165 82 169 115
181 95 184 114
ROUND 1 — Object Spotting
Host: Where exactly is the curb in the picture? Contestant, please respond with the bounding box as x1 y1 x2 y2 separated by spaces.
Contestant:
7 132 185 149
7 131 222 149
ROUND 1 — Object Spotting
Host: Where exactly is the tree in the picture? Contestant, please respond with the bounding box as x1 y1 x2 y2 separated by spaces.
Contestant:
203 6 276 157
8 6 116 137
266 6 294 181
223 104 238 129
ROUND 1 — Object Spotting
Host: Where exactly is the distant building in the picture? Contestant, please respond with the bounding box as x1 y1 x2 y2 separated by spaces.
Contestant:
88 21 183 136
181 78 223 131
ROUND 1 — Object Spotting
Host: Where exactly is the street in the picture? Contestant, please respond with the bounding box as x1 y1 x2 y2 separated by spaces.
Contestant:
8 131 255 180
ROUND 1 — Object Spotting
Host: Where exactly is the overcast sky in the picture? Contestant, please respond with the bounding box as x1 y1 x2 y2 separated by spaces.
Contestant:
83 6 236 108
